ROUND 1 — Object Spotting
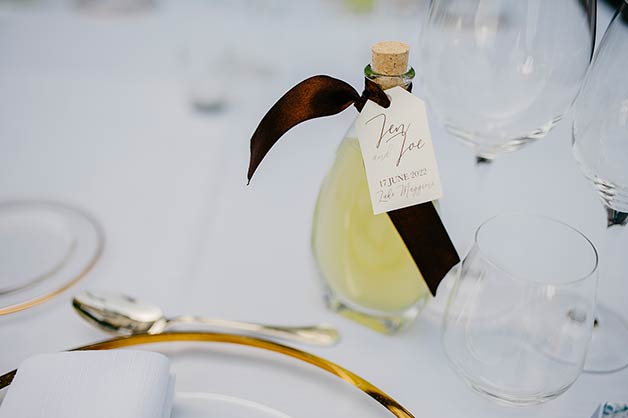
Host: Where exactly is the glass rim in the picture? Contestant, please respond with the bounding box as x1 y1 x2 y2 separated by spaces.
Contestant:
473 212 599 286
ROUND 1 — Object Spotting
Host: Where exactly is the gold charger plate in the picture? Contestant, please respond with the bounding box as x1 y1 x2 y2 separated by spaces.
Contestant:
0 332 414 418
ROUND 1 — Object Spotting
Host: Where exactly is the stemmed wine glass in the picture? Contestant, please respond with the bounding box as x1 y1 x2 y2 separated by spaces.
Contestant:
572 4 628 373
419 0 596 163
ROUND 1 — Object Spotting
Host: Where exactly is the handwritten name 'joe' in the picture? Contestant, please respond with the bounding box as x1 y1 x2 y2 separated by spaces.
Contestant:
364 113 425 167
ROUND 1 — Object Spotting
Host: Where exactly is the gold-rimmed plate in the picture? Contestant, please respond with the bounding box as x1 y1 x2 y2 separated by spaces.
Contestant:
173 392 294 418
0 332 414 418
0 200 104 315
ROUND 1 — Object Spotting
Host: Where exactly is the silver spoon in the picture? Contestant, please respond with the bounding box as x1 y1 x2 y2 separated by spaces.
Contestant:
72 290 340 346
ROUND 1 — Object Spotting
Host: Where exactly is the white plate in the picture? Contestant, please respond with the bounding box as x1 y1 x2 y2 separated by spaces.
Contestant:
146 338 399 418
0 335 408 418
0 200 104 315
173 392 293 418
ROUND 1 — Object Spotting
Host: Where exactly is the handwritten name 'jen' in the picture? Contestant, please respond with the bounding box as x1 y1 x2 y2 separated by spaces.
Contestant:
365 113 425 167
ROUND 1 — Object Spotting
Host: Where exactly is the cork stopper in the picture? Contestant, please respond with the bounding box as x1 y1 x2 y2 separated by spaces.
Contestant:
371 41 409 76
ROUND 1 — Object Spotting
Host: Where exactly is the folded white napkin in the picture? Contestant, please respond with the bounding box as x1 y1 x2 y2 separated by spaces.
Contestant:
0 350 174 418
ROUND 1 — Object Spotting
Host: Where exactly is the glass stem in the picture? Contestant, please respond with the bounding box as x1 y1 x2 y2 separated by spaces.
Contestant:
605 208 627 266
595 207 628 327
473 155 493 200
475 156 493 165
606 207 628 228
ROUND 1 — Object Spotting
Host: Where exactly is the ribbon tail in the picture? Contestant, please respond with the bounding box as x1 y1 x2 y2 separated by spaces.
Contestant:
248 75 360 183
387 203 460 296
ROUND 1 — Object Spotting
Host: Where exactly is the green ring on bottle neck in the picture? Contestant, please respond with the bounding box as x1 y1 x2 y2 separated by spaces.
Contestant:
364 64 415 90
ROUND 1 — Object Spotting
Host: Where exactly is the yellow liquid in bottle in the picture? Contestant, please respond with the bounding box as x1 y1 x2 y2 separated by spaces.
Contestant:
312 134 429 316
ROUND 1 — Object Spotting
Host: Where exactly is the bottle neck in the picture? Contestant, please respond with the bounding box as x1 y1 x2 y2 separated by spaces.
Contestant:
364 64 415 91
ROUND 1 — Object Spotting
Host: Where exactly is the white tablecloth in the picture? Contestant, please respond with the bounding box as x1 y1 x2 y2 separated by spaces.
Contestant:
0 1 626 417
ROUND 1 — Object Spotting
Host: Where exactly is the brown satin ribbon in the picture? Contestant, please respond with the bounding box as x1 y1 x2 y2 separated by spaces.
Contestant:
247 75 459 295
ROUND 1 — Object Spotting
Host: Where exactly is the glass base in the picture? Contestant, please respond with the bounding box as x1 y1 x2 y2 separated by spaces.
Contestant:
584 305 628 374
323 285 424 334
465 380 571 407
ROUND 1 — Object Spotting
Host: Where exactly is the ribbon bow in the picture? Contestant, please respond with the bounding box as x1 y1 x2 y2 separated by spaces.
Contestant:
247 75 459 295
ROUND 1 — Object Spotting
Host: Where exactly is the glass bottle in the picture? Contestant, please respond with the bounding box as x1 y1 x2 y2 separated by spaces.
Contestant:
311 42 430 334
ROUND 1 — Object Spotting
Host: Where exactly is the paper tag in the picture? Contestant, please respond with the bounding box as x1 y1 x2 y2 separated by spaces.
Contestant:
356 86 443 215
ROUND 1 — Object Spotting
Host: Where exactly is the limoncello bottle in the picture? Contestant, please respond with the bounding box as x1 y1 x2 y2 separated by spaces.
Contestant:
311 42 430 333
